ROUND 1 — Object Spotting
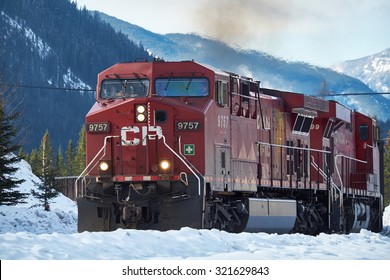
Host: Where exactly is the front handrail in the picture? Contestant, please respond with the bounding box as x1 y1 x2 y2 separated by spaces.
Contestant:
75 135 120 198
177 136 206 229
152 133 205 228
159 134 203 197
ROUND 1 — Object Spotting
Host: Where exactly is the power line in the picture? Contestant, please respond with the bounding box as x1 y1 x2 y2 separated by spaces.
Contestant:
0 83 95 93
326 92 390 97
2 82 390 97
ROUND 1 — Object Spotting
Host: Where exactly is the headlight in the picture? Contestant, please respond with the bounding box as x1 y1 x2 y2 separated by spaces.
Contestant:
136 105 146 114
99 161 110 171
136 113 146 122
98 160 112 176
135 104 147 123
159 160 171 171
158 159 173 174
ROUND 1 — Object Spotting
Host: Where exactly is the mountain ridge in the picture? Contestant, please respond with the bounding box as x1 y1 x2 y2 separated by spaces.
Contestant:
0 0 152 152
95 11 390 121
1 0 389 156
333 48 390 94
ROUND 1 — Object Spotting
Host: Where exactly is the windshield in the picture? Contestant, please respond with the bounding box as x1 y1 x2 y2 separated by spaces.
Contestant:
100 79 149 99
155 77 209 97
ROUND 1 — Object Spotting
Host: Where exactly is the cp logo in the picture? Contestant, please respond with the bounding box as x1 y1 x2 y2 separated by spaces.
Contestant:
121 126 163 146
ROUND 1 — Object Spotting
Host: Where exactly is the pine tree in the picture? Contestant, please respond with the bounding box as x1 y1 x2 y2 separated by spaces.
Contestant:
28 148 40 176
0 97 27 205
18 147 26 160
74 125 86 175
55 146 66 177
31 130 58 210
65 140 75 176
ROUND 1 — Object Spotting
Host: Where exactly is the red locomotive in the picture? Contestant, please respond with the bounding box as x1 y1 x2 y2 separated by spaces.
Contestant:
75 60 384 234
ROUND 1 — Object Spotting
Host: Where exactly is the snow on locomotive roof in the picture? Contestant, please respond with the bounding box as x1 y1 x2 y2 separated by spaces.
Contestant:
198 62 230 77
258 92 278 100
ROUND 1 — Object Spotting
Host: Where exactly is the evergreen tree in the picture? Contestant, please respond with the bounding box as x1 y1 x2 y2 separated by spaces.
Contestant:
55 146 66 177
31 130 58 210
18 147 26 160
65 140 75 176
74 125 86 175
0 97 27 205
28 148 40 176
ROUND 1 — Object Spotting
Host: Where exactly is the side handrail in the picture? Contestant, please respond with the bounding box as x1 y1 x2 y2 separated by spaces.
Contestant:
256 141 342 228
256 140 335 189
256 141 332 154
334 144 373 194
310 155 340 193
334 154 368 192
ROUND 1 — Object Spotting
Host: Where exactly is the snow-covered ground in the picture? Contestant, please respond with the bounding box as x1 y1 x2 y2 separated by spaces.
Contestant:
0 160 390 260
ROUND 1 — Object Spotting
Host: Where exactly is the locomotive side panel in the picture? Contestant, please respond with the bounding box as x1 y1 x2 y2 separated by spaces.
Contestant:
71 60 384 234
204 75 232 192
230 118 258 192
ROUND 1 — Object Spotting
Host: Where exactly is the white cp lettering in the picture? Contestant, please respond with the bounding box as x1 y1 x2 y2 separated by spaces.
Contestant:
121 126 140 146
121 126 163 146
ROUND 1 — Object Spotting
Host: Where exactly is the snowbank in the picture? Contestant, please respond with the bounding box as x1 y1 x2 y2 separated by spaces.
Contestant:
0 159 389 260
0 159 77 234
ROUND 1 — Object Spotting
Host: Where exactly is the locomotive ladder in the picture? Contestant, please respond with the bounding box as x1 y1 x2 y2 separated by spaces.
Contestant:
310 156 342 231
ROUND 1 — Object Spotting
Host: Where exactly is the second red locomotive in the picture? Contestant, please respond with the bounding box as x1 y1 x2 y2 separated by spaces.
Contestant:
75 60 384 234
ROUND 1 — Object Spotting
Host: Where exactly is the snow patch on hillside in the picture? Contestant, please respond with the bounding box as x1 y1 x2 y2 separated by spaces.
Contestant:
333 48 390 93
63 68 92 90
1 11 52 59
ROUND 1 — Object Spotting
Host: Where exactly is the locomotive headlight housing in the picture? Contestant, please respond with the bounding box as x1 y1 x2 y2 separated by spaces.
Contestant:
99 161 109 171
98 160 112 176
135 104 147 123
159 159 172 173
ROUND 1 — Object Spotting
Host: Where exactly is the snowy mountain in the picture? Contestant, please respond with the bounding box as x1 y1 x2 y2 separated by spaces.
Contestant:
2 0 390 157
0 159 389 260
96 12 390 121
333 48 390 93
0 0 152 152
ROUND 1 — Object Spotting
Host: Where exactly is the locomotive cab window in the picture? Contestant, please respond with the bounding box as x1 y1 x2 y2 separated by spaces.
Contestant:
100 79 149 99
155 77 209 97
359 124 369 141
215 81 229 106
240 81 250 103
292 115 314 136
323 119 335 139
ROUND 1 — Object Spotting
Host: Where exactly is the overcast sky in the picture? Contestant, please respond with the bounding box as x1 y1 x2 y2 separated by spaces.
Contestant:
75 0 390 67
